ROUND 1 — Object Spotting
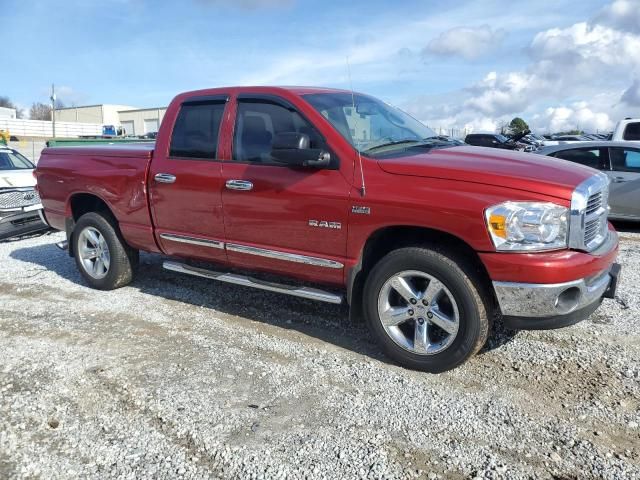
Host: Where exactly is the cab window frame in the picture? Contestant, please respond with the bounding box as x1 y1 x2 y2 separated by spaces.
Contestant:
551 147 608 170
231 94 339 169
168 95 229 162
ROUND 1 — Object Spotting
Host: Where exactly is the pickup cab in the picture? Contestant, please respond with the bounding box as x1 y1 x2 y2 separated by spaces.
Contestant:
612 118 640 142
35 86 620 372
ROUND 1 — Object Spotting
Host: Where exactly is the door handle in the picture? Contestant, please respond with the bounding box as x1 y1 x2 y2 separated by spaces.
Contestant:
155 173 176 184
612 176 626 183
226 179 253 191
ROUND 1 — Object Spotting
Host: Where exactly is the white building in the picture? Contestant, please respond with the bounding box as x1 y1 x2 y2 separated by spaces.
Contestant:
54 104 136 126
54 104 167 136
0 106 17 119
118 107 166 136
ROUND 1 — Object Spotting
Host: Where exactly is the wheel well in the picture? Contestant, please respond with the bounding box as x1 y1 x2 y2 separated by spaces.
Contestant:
69 193 112 221
348 226 493 320
67 194 116 257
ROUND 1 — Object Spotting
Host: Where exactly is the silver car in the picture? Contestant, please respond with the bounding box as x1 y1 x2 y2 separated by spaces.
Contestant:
0 146 48 240
537 141 640 221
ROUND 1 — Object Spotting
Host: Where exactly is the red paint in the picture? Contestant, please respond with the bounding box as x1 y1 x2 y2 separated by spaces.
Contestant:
35 86 618 291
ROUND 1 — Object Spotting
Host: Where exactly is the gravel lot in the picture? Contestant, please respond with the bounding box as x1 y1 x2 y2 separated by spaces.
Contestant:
1 227 639 479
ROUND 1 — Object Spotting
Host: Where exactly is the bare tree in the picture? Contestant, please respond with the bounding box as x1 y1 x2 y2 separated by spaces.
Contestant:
30 102 52 121
0 96 25 118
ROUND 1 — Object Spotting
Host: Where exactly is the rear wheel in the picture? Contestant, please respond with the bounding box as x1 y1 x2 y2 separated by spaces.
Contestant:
72 212 138 290
364 247 489 373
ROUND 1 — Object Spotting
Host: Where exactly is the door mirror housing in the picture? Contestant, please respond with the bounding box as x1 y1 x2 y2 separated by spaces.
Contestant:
271 132 331 168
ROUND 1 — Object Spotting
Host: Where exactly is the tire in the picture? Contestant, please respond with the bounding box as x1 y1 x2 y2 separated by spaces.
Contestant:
363 247 489 373
72 212 138 290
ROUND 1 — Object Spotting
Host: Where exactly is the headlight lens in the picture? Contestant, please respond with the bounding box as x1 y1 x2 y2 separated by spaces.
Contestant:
485 201 568 251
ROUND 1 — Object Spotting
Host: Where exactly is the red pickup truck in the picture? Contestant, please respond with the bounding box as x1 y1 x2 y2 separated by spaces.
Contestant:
35 86 620 372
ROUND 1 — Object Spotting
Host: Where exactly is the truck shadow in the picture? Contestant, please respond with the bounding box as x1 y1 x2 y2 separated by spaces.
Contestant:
10 242 516 368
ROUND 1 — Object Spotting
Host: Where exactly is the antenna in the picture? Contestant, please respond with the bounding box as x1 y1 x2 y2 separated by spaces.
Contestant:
346 56 366 197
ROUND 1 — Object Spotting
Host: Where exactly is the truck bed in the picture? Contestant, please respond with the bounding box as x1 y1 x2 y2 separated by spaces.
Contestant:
36 144 158 252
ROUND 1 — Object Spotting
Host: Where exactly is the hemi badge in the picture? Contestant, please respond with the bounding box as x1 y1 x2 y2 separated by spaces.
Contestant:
352 206 370 215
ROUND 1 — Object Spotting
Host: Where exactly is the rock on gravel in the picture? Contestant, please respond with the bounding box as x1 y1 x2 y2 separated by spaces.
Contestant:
0 229 639 479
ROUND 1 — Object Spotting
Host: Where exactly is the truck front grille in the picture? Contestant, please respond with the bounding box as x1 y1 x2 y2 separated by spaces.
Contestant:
569 174 609 252
0 188 41 209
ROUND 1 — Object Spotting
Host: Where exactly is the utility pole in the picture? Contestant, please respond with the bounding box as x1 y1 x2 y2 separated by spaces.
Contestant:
50 84 56 138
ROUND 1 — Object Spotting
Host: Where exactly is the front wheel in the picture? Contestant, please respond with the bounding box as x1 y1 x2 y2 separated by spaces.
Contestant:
363 247 489 373
72 212 138 290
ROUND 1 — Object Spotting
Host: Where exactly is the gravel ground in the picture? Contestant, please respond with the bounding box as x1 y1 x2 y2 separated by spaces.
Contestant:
1 227 639 479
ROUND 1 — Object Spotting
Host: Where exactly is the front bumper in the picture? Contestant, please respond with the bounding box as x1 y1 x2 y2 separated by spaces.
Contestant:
492 230 620 330
0 203 49 240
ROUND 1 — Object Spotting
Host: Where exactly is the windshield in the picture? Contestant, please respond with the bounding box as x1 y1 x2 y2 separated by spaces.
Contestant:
495 134 509 143
0 150 34 170
303 93 438 154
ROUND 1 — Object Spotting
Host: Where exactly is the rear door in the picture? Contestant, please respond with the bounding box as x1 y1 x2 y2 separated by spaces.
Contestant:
148 95 229 261
220 94 352 285
607 147 640 219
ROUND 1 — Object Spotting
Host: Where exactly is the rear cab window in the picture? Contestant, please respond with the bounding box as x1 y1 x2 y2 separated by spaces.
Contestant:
623 122 640 141
169 99 227 160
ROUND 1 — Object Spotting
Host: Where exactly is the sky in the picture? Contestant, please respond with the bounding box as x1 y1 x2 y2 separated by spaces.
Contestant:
1 0 639 133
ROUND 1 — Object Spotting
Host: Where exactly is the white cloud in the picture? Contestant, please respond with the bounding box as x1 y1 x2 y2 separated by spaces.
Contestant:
403 1 640 134
592 0 640 33
424 25 506 60
621 79 640 106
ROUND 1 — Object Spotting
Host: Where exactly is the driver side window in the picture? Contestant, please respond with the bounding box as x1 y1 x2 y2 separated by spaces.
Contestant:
233 100 325 164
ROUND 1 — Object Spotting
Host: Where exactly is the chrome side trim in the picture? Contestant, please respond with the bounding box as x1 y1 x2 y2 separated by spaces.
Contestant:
493 268 612 318
226 243 344 269
163 261 343 304
160 233 224 249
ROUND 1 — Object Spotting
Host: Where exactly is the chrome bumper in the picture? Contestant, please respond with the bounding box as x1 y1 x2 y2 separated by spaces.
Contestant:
493 268 612 318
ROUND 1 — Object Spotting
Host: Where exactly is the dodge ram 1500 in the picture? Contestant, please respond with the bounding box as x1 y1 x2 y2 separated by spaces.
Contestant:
35 86 621 372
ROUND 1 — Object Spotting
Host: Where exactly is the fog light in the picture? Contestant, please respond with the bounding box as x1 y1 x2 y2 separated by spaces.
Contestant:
555 287 581 314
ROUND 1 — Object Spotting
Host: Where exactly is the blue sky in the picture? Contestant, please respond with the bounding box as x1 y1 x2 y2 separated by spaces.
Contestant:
1 0 639 132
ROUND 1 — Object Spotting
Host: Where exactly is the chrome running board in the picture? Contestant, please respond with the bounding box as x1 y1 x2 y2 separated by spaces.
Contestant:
163 260 343 304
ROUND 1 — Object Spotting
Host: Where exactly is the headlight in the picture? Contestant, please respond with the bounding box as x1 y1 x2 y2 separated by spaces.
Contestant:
485 201 568 251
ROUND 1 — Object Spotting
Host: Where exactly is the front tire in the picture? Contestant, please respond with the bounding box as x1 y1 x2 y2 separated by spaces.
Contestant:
72 212 138 290
363 247 489 373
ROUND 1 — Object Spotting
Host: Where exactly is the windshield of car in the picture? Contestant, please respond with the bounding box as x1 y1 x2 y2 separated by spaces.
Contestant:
0 150 35 170
303 92 441 155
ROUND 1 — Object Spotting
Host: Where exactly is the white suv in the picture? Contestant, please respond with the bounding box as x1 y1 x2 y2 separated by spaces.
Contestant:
0 146 48 240
612 118 640 142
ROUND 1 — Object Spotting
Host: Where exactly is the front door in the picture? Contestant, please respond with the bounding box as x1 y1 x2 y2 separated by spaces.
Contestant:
220 95 352 285
607 147 640 219
149 95 229 261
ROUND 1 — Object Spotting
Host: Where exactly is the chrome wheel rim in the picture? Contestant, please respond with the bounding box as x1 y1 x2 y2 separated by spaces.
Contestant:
377 270 460 355
78 226 110 280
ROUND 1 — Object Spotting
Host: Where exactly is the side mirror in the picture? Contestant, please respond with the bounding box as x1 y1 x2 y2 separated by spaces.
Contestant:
271 132 331 168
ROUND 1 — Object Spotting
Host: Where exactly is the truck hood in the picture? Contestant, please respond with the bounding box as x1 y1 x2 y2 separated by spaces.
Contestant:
0 169 36 189
376 146 595 200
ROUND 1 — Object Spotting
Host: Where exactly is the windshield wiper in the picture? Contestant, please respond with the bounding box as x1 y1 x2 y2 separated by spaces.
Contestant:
362 139 423 153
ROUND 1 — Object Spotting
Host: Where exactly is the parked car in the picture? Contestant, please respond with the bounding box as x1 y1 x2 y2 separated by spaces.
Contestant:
464 131 533 151
612 118 640 142
0 146 48 240
35 86 620 373
537 141 640 221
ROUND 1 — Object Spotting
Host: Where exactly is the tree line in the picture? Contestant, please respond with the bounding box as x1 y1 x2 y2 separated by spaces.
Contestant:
0 95 65 121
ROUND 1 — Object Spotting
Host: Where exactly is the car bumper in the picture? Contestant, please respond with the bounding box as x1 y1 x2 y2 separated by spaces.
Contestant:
0 204 49 240
491 230 620 330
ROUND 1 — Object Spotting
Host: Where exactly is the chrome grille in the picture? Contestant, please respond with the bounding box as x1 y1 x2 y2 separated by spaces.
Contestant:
0 188 41 209
569 173 609 252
